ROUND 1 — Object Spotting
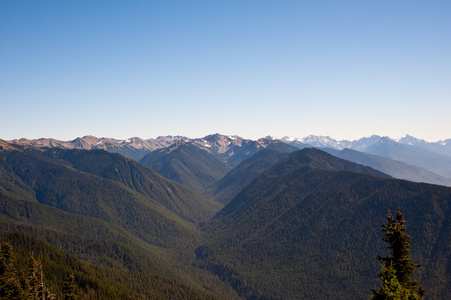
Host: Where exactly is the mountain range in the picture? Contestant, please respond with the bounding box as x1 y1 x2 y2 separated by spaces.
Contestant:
279 134 451 154
10 135 181 161
11 133 451 188
2 133 451 299
13 134 451 158
278 135 451 186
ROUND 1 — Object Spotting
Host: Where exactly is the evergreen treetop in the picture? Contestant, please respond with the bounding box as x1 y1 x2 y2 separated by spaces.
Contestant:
372 210 425 299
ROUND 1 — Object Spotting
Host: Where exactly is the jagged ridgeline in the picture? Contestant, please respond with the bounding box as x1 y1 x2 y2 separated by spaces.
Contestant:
13 134 451 187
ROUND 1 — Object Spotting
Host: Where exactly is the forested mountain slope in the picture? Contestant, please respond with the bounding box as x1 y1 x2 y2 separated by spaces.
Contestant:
0 141 237 299
1 232 220 299
209 143 297 205
3 140 451 300
198 148 451 299
140 141 231 194
24 146 221 222
0 143 218 238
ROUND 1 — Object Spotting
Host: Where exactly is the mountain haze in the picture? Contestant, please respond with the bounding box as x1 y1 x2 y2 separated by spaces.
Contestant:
364 137 451 178
323 148 451 187
280 134 451 184
398 135 451 158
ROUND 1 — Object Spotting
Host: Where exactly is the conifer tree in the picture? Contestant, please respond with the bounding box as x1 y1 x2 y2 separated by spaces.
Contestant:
0 242 25 300
372 210 425 299
62 274 77 300
27 256 42 299
372 262 419 300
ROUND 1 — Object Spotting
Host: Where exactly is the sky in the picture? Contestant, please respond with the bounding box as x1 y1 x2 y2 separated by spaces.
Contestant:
1 1 450 142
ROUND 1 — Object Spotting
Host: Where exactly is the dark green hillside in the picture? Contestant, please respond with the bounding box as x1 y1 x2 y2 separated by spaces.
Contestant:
140 141 231 194
0 146 202 248
212 148 390 227
198 148 451 299
4 140 451 299
209 147 295 205
0 141 239 299
1 232 220 300
26 147 220 222
0 194 169 273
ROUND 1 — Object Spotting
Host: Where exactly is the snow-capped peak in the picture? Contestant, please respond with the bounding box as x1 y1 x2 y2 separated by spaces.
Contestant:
281 136 298 142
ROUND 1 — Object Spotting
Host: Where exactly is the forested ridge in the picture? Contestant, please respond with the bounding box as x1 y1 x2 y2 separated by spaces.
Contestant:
0 232 219 299
1 141 451 299
197 149 451 299
0 141 237 299
140 141 232 195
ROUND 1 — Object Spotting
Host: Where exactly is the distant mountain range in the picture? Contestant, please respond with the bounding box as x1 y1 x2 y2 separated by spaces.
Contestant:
323 148 451 187
277 135 451 186
11 133 451 160
11 133 451 159
9 135 181 161
9 133 451 188
278 134 451 154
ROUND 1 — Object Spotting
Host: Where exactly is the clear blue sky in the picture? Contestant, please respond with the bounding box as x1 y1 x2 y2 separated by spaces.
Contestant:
1 1 450 142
